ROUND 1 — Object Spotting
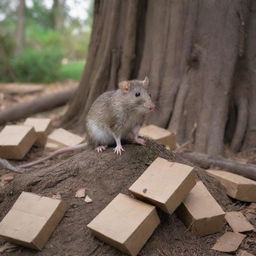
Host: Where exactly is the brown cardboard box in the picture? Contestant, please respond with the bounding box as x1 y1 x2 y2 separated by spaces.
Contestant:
139 125 176 150
129 157 196 214
207 170 256 202
176 181 225 236
48 128 84 147
0 125 37 159
0 192 67 250
87 193 160 256
24 118 52 147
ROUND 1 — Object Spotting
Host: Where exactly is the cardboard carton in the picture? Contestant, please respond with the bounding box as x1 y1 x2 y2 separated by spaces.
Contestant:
129 157 196 214
0 192 67 250
139 125 176 150
87 193 160 256
176 181 225 236
207 170 256 202
24 118 52 147
0 125 37 159
47 128 84 147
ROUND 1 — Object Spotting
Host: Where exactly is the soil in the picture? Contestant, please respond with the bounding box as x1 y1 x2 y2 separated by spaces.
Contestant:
0 141 255 256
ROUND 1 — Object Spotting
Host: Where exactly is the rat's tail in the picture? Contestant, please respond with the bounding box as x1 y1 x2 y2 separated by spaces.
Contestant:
19 142 88 168
0 158 23 173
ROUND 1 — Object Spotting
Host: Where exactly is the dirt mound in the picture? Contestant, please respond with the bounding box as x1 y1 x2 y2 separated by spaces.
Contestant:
0 141 254 255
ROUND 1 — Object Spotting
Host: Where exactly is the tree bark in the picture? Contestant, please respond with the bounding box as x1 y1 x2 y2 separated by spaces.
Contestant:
0 88 76 125
15 0 26 55
63 0 256 156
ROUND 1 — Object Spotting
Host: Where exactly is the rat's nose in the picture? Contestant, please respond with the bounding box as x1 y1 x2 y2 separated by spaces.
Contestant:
148 103 155 111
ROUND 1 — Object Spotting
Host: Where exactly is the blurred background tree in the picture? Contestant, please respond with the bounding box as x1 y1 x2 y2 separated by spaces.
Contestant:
0 0 93 83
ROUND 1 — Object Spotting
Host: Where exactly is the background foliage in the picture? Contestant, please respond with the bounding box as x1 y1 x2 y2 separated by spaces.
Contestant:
0 0 92 83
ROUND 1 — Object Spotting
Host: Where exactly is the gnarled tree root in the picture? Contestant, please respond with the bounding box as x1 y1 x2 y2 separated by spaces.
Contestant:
181 151 256 180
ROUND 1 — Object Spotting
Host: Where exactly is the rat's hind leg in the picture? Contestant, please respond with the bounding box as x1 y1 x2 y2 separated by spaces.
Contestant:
95 145 107 153
113 135 125 155
132 125 145 145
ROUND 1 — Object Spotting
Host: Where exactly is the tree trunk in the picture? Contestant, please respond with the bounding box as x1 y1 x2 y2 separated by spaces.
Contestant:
15 0 26 55
52 0 63 30
63 0 256 156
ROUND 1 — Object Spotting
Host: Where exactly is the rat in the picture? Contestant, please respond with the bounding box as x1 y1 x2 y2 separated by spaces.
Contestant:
0 77 154 172
85 76 155 154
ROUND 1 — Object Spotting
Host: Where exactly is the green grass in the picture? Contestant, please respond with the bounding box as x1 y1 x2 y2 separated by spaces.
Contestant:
60 61 85 81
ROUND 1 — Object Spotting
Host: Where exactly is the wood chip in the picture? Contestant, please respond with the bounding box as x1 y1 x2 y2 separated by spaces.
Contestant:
225 212 254 233
212 232 246 253
84 195 92 203
75 188 86 198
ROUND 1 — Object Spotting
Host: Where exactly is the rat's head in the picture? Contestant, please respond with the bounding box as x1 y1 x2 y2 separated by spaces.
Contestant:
118 77 155 113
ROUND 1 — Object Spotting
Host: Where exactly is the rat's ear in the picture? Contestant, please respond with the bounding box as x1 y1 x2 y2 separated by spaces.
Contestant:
119 80 131 92
142 76 149 89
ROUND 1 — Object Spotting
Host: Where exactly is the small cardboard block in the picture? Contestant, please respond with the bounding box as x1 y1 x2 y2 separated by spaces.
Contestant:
0 125 37 159
207 170 256 202
176 181 225 236
45 141 63 152
129 157 196 214
212 232 246 253
0 192 67 250
48 128 84 147
139 125 176 150
225 212 254 233
87 193 160 256
24 118 52 147
237 250 254 256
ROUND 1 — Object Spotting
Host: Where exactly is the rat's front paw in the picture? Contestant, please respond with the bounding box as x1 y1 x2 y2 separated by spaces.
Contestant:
95 145 107 153
135 137 146 145
113 145 125 155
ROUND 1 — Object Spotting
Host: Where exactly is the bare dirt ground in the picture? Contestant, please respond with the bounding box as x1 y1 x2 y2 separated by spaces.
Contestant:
0 83 255 256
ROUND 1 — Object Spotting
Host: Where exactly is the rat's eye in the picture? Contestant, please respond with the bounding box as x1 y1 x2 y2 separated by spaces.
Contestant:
135 92 140 97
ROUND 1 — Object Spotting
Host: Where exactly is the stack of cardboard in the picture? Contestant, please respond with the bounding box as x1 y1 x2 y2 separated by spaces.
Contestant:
87 157 225 255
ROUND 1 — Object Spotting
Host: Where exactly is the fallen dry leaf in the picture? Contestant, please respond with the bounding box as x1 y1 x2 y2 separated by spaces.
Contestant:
212 232 246 253
225 212 254 233
84 195 93 203
75 188 86 198
0 242 18 253
0 174 15 186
